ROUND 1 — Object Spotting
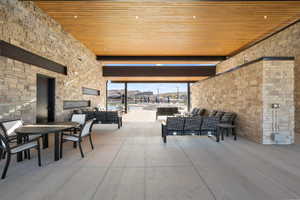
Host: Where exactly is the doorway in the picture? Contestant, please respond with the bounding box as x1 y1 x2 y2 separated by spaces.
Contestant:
36 74 55 123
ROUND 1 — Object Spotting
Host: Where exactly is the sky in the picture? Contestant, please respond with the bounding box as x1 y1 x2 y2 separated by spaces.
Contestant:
106 63 212 94
108 82 188 94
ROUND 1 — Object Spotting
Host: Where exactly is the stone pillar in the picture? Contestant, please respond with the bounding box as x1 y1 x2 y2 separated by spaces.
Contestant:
262 60 295 144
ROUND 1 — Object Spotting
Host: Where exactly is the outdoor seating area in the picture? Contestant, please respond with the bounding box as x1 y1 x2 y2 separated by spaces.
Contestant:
0 120 300 200
161 109 237 143
79 110 123 128
1 1 300 199
0 114 95 179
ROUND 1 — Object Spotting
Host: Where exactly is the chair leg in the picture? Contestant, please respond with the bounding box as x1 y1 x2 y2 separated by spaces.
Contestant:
226 128 229 137
0 149 2 160
216 128 220 142
233 128 237 140
27 149 31 160
1 152 11 179
78 141 84 158
163 131 167 143
60 134 63 159
24 150 28 159
89 134 94 150
37 141 42 167
2 151 6 159
221 128 224 141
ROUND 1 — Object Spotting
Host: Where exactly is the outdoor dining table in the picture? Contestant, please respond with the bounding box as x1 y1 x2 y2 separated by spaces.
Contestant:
15 122 80 162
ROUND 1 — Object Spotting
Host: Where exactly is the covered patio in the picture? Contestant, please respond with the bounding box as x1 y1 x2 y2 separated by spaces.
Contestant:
1 117 300 200
1 0 300 199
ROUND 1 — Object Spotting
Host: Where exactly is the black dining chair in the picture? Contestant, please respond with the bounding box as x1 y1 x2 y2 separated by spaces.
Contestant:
60 119 94 158
0 131 41 179
0 119 41 160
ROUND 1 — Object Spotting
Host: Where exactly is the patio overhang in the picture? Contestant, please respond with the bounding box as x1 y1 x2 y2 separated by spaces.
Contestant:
97 56 226 65
103 65 215 80
108 76 207 83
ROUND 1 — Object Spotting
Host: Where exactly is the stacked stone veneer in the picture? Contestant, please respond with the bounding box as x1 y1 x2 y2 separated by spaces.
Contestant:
0 1 106 123
217 21 300 141
191 59 294 144
262 60 295 144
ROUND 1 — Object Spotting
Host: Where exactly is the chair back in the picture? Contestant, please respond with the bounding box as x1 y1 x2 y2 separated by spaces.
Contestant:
106 111 118 122
215 111 225 119
80 120 94 137
166 117 185 131
220 112 237 124
71 114 86 125
184 117 202 131
0 119 23 137
208 110 218 117
95 111 106 123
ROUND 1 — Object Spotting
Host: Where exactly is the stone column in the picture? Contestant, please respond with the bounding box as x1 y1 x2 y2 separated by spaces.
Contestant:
262 60 295 144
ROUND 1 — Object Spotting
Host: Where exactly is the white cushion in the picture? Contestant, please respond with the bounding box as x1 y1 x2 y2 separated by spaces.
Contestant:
29 135 41 140
63 135 79 142
11 141 37 154
81 120 93 137
71 114 86 125
2 120 23 136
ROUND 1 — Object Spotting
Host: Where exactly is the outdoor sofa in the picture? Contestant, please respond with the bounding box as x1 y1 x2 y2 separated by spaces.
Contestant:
156 107 180 119
161 110 237 143
75 109 123 129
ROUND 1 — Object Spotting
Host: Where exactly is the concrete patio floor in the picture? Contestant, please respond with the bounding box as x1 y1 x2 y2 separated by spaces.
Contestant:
1 118 300 200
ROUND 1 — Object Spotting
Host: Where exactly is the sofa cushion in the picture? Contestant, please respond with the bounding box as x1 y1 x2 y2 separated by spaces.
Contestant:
166 117 185 131
201 117 219 131
215 111 225 119
184 117 202 131
208 110 218 117
220 112 236 124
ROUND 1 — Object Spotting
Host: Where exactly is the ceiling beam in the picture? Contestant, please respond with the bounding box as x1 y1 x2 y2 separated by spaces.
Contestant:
0 40 67 75
103 65 215 77
97 56 226 62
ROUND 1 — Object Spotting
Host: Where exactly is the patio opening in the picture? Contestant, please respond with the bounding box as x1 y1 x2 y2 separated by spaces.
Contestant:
1 1 300 199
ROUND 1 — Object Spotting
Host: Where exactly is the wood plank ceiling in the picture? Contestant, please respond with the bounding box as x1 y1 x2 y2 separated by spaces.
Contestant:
36 1 300 57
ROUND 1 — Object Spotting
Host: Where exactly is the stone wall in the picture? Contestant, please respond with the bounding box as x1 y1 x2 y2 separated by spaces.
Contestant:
262 60 295 144
192 59 295 144
0 1 106 123
191 61 264 143
217 21 300 140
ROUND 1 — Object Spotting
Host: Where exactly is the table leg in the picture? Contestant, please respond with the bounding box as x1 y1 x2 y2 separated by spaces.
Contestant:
216 127 220 142
233 128 237 140
54 132 60 161
221 128 224 141
16 135 23 162
43 134 49 149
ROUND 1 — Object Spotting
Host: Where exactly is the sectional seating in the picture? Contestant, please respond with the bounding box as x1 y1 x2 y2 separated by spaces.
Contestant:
156 107 180 119
77 110 122 129
162 110 237 143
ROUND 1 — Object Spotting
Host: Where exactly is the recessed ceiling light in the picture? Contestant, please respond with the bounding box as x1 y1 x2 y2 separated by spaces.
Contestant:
264 15 267 19
74 15 78 19
135 16 139 19
193 16 196 19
